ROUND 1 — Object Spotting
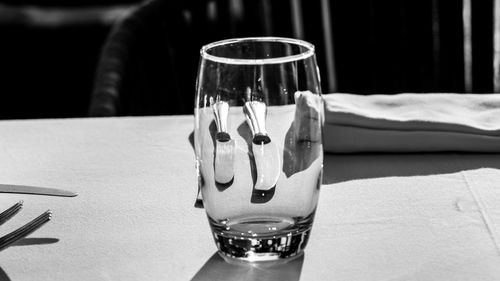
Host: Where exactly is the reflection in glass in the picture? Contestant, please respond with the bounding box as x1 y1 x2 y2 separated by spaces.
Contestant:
194 37 323 262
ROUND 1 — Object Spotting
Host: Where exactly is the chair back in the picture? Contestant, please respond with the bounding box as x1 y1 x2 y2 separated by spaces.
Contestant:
90 0 500 117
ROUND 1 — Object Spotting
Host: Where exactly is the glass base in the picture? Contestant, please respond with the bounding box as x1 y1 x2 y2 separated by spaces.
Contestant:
218 249 304 266
212 227 311 263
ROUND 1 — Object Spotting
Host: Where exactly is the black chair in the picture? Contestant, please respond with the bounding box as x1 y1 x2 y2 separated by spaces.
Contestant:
0 2 135 119
89 0 500 117
88 0 336 116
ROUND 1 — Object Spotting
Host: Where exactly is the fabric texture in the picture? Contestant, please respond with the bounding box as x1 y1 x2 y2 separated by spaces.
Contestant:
323 93 500 153
2 117 500 280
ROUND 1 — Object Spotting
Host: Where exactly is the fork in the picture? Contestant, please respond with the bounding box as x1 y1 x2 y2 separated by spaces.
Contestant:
0 200 23 226
0 201 52 251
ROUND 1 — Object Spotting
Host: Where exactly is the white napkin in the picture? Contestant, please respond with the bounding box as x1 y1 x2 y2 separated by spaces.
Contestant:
323 93 500 153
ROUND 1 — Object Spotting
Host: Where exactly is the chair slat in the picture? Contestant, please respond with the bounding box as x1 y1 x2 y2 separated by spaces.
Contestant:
494 0 500 92
320 0 337 93
229 0 243 20
259 0 273 36
463 0 472 92
431 0 441 90
290 0 304 39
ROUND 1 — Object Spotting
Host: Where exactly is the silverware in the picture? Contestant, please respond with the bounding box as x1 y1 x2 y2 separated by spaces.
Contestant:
0 184 78 197
0 203 52 251
212 101 235 185
0 201 23 226
244 101 281 190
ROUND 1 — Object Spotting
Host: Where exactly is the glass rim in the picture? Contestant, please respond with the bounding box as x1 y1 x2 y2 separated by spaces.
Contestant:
200 37 315 65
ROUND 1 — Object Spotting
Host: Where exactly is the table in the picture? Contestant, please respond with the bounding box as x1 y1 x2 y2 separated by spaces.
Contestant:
0 116 500 280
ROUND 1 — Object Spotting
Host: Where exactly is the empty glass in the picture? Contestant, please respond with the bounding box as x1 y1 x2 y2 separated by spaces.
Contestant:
194 37 323 263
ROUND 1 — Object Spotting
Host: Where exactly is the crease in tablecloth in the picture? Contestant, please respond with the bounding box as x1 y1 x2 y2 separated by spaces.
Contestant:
454 157 500 256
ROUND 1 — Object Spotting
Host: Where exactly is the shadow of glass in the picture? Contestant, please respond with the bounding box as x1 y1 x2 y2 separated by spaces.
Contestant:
11 237 59 247
0 267 10 281
237 121 257 184
191 252 304 281
323 152 500 184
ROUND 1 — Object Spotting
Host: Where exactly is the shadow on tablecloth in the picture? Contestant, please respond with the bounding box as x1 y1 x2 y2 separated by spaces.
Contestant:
0 237 59 281
11 237 59 247
191 131 500 188
0 267 10 281
191 252 304 281
323 153 500 184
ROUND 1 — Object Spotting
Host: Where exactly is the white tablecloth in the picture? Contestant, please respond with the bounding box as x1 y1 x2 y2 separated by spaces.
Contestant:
0 116 499 281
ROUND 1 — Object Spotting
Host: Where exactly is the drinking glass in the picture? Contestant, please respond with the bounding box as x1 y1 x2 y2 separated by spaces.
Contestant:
194 37 323 263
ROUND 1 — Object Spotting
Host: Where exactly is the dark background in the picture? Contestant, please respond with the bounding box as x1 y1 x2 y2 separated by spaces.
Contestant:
0 0 495 119
0 0 139 119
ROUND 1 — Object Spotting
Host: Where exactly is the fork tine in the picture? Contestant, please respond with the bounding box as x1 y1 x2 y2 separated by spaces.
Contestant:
0 210 52 251
0 201 23 226
1 210 51 240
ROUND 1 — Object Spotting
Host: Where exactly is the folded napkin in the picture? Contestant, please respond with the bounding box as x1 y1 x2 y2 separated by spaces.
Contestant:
323 93 500 153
